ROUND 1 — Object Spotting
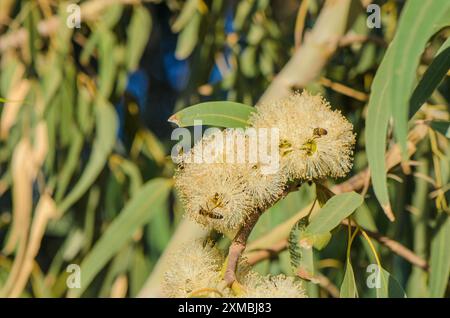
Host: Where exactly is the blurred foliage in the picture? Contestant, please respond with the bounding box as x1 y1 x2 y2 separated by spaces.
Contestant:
0 0 449 298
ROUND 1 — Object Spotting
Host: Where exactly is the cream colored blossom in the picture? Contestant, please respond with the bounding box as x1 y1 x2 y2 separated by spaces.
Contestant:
174 129 285 235
163 241 306 298
245 163 286 209
240 272 307 298
163 240 229 298
175 162 254 235
249 91 355 181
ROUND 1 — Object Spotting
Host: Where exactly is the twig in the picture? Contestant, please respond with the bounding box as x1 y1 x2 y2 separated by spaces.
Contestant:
224 183 301 286
319 77 369 102
245 240 288 265
224 211 261 286
294 0 309 48
338 33 387 48
259 0 352 103
313 272 340 298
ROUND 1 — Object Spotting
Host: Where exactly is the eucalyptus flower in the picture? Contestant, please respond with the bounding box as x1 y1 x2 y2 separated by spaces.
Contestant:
163 240 228 298
240 272 307 298
249 91 355 181
174 129 285 235
163 241 306 299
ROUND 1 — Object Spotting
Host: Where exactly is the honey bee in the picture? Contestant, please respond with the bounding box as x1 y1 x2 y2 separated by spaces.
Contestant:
198 193 225 219
313 127 328 137
176 160 185 171
174 147 186 170
199 207 224 219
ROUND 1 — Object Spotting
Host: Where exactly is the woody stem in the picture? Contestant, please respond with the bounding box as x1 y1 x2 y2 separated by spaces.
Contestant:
224 210 261 286
223 182 301 286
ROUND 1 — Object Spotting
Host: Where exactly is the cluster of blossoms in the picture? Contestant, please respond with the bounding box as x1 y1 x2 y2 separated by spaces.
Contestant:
163 240 306 298
174 91 355 236
168 91 355 298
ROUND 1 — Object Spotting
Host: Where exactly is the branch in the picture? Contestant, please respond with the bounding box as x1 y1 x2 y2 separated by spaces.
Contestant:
245 240 288 265
258 0 352 104
224 211 261 286
224 182 301 286
313 273 340 298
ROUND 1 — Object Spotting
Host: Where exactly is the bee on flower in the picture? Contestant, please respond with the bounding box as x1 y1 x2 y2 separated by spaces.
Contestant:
174 129 286 236
249 91 356 181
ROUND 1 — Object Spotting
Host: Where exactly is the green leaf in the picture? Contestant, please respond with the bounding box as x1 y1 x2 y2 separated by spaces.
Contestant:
58 99 117 214
306 192 364 235
126 5 152 71
0 54 21 94
168 101 255 128
146 193 171 254
340 262 358 298
240 46 257 78
354 203 378 232
101 3 124 28
98 30 117 98
429 214 450 297
171 0 199 33
365 52 394 220
298 229 332 251
315 183 335 207
375 267 407 298
429 120 450 139
54 128 83 202
98 246 133 297
390 0 450 160
233 0 255 31
113 157 143 196
366 0 450 220
130 248 151 297
406 269 429 298
41 59 62 105
248 23 265 45
68 178 173 297
306 232 332 251
175 11 201 60
80 32 100 66
409 37 450 117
